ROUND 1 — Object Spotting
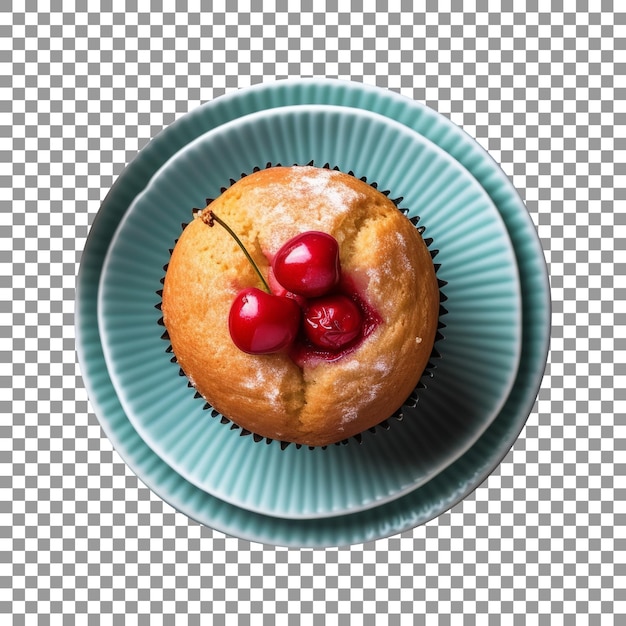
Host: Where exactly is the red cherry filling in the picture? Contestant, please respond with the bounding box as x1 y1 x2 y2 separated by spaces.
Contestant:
303 294 363 350
228 287 301 354
272 231 340 298
289 286 382 365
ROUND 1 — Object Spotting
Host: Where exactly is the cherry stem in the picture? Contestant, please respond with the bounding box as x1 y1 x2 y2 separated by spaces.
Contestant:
204 210 271 293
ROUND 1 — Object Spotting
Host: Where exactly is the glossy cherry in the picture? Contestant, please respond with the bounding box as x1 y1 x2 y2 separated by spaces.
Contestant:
205 210 302 355
303 294 363 350
267 266 308 309
272 231 341 298
228 287 301 354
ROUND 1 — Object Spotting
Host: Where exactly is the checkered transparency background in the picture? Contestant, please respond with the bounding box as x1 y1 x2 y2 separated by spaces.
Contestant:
2 1 624 623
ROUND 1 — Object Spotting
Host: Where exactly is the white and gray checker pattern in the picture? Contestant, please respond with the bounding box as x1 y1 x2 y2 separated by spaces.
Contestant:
3 3 624 623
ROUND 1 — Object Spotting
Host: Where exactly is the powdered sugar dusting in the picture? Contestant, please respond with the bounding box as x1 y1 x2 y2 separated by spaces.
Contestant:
237 363 284 409
255 166 365 256
361 231 414 295
340 355 392 377
337 356 393 426
363 256 394 293
239 368 264 390
395 231 413 273
372 356 393 378
291 167 360 215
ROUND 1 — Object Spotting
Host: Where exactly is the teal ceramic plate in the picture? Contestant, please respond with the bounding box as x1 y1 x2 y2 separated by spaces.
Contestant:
98 104 521 520
76 79 549 546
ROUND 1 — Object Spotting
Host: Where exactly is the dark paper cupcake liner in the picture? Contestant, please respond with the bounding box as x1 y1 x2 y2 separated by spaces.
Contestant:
156 161 447 450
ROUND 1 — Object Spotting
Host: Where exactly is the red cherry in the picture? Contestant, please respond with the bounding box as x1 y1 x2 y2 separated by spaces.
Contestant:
267 266 308 309
303 294 363 350
272 231 341 298
228 287 301 354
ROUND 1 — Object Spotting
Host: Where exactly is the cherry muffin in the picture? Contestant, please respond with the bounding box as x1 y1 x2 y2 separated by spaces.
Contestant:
161 165 440 447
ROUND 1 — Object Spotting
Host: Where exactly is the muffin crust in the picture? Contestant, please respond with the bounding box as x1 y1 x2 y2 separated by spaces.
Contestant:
162 166 439 446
